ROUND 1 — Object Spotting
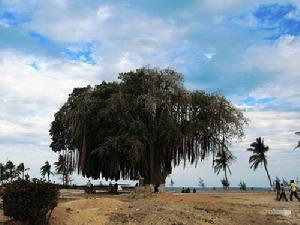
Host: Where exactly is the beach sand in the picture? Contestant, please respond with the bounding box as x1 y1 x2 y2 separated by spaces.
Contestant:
1 190 300 225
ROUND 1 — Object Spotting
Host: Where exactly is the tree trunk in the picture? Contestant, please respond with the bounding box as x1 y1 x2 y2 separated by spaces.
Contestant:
224 168 229 190
264 164 272 188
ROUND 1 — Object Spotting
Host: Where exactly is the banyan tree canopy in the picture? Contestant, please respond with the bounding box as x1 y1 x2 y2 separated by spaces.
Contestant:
49 68 247 184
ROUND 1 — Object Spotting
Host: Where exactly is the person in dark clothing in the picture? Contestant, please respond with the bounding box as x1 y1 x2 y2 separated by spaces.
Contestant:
108 182 113 193
113 183 118 194
181 188 185 193
90 184 95 193
275 179 280 200
193 188 196 193
186 187 190 193
278 184 288 201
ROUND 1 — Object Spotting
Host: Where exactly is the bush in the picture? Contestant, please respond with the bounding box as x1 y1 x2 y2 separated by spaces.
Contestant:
221 178 230 189
3 179 59 225
239 181 247 190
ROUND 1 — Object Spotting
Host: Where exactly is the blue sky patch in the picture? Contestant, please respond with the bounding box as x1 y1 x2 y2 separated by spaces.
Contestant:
62 43 96 64
241 96 277 106
253 3 300 38
0 11 30 26
29 31 50 45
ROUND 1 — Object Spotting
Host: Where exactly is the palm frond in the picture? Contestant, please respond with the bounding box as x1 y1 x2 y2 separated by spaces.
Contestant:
294 141 300 150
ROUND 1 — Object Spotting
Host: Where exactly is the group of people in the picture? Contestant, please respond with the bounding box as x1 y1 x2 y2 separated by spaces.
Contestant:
181 187 197 193
275 180 299 202
85 180 121 194
108 182 121 194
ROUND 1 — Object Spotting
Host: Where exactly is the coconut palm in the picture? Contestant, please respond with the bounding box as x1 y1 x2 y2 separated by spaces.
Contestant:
247 137 272 188
54 154 73 185
0 163 5 184
16 163 29 180
40 161 52 181
198 177 205 188
214 150 236 189
5 161 16 182
294 132 300 150
54 155 66 185
170 179 174 187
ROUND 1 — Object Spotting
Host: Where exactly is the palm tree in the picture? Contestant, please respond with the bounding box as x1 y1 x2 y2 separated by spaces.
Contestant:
54 154 73 186
170 179 174 187
5 161 15 182
16 163 29 180
0 163 5 184
294 132 300 150
214 150 236 189
40 161 52 181
247 137 272 188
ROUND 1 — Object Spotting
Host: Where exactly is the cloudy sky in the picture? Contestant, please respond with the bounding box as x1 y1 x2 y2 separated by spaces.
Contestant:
0 0 300 187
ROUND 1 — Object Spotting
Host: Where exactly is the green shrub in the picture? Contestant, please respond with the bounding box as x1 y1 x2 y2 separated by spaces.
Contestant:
3 179 59 225
221 178 230 189
239 180 247 190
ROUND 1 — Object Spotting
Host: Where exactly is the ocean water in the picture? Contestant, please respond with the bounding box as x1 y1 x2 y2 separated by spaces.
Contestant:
165 187 270 192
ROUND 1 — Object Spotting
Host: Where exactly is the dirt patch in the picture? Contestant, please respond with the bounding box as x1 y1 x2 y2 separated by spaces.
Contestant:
1 191 300 225
157 192 219 204
50 197 125 225
128 186 153 199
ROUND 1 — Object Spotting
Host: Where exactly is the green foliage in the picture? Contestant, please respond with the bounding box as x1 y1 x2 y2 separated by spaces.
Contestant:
0 163 6 183
198 177 205 188
239 180 247 190
247 137 269 170
247 137 272 188
54 154 73 185
214 149 235 188
49 67 247 184
0 161 21 183
221 178 230 189
40 161 52 181
170 179 174 187
214 150 236 175
3 179 59 225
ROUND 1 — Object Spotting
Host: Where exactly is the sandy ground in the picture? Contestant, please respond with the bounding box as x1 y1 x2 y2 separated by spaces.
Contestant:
1 189 300 225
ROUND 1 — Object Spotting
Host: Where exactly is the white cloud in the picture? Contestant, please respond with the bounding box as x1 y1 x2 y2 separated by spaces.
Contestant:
0 51 103 103
0 0 38 13
243 35 300 76
0 51 105 146
242 35 300 109
241 110 300 150
203 52 215 60
0 50 107 183
26 1 185 46
96 6 113 21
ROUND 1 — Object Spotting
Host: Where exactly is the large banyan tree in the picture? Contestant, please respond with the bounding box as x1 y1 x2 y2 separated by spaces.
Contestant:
49 68 247 185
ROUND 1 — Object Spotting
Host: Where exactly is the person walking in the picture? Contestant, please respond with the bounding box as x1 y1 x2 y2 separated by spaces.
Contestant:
86 179 92 193
275 179 281 200
289 180 300 201
278 184 288 201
